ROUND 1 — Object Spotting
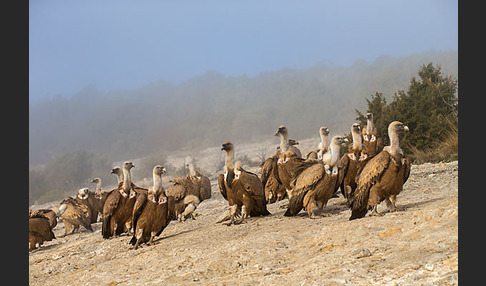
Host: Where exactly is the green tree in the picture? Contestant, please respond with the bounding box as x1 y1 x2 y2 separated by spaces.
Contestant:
356 62 458 157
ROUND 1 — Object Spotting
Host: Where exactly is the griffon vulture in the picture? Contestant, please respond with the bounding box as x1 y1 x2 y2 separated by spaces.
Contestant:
339 123 369 201
76 187 100 223
362 113 384 158
58 197 93 236
284 136 347 217
29 210 59 251
102 161 147 238
306 126 330 160
219 142 270 225
129 165 173 249
91 177 109 219
274 126 319 199
348 121 411 220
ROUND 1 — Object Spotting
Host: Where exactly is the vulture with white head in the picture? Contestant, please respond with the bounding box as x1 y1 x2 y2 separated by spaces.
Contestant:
339 123 368 201
218 142 270 225
76 187 100 223
362 113 384 158
306 126 330 160
348 121 411 220
273 126 319 199
102 161 147 238
284 136 347 217
130 165 174 249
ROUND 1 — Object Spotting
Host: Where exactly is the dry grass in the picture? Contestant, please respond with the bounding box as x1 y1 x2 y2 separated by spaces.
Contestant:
410 120 458 164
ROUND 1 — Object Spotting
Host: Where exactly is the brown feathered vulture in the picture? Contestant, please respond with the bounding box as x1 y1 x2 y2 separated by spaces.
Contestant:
76 187 101 223
348 121 411 220
362 113 384 158
58 197 93 236
219 142 270 225
306 126 330 160
284 136 347 217
339 123 368 201
28 207 64 251
102 161 148 238
129 165 173 249
273 126 320 199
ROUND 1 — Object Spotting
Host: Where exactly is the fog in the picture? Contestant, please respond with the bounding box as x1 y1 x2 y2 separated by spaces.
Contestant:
29 1 458 103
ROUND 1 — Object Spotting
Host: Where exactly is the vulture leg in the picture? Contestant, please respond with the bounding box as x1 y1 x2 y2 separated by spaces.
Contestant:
369 205 383 216
385 195 403 212
224 204 239 226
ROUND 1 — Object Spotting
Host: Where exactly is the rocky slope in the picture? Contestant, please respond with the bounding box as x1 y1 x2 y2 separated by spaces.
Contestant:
29 160 458 285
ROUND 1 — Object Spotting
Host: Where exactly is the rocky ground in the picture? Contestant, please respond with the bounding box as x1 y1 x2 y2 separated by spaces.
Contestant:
29 158 458 285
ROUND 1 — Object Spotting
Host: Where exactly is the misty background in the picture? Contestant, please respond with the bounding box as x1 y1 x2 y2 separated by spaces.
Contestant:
29 1 458 204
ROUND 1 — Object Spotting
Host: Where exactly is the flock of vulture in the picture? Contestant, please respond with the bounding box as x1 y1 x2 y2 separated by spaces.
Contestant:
29 113 411 252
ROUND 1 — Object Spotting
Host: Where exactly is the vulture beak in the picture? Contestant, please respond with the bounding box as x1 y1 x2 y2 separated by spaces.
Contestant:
344 138 349 142
162 167 167 174
403 125 409 132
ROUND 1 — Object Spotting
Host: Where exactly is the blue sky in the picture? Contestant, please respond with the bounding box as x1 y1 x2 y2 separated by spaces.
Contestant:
29 0 458 103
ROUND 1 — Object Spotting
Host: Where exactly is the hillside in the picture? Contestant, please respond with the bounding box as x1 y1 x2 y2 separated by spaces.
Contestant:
29 160 458 285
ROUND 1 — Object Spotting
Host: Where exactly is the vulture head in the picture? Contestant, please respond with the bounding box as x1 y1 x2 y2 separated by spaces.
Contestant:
110 166 121 175
366 113 373 120
123 161 135 170
319 126 330 136
288 138 299 146
77 188 90 200
389 121 409 134
274 125 288 137
221 141 234 152
91 177 101 184
330 136 348 146
351 123 361 132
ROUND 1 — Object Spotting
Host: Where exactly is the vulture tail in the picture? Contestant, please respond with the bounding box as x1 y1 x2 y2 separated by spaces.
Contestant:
284 190 306 216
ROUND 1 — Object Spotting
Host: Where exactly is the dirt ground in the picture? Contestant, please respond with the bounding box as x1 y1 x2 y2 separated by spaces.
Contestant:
29 159 458 285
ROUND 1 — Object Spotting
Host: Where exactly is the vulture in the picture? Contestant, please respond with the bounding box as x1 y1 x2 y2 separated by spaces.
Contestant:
29 210 60 251
29 207 62 229
362 113 384 158
91 177 109 219
102 161 147 238
187 162 212 201
260 154 286 204
273 126 319 198
76 188 100 223
306 126 330 160
339 123 368 201
58 197 93 236
167 169 203 222
111 166 124 185
219 142 270 225
130 165 173 249
284 136 347 217
348 121 411 220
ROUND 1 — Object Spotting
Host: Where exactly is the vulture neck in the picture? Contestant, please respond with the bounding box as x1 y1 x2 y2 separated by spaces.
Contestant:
319 133 329 152
278 132 289 153
95 180 102 192
152 172 163 196
367 119 374 135
351 131 362 151
115 173 123 184
225 149 235 170
388 127 402 157
187 163 196 176
328 141 341 167
122 166 132 191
